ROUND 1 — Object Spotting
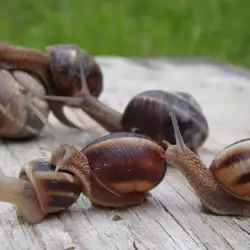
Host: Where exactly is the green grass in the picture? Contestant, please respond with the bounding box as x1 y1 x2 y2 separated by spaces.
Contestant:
1 0 250 68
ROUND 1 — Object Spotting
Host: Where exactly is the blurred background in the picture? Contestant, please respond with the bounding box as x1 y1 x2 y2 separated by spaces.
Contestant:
1 0 249 67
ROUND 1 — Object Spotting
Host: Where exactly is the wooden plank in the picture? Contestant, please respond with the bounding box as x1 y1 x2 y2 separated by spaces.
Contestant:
1 56 250 249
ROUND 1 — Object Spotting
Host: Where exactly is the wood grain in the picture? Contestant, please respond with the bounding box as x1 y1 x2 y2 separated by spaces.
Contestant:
0 56 250 249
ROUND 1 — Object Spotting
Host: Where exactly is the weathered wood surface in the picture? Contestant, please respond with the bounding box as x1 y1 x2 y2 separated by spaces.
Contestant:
1 56 250 250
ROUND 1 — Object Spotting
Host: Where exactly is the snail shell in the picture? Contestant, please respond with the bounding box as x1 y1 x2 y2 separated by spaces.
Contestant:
81 132 167 195
121 90 209 151
209 139 250 201
19 158 82 215
0 69 49 139
46 44 103 98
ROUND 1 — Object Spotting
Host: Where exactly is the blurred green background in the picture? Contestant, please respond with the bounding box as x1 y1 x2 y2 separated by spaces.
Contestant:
1 0 250 67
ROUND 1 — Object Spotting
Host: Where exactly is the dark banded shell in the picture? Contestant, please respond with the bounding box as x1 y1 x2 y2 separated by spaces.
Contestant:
46 44 103 97
81 132 167 195
210 139 250 201
19 158 82 215
121 90 209 151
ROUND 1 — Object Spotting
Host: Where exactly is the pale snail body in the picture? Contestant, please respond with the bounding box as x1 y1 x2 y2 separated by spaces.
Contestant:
51 132 167 208
0 44 103 139
165 109 250 216
0 158 82 224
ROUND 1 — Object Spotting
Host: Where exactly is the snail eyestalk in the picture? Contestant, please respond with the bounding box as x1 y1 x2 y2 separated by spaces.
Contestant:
73 47 123 132
39 95 83 105
76 46 87 94
168 109 185 152
77 46 90 96
54 146 74 173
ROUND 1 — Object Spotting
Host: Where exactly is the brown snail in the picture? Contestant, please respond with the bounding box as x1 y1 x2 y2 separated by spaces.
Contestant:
55 47 209 152
0 130 167 224
165 107 250 216
0 158 82 224
79 88 209 152
0 43 103 139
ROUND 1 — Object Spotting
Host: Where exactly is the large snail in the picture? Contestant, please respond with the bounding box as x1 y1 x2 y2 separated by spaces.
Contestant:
0 43 103 139
165 107 250 216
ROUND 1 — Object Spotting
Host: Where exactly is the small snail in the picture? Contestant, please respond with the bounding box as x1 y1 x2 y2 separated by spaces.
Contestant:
0 130 167 223
56 47 209 152
165 107 250 216
0 43 103 138
0 158 82 224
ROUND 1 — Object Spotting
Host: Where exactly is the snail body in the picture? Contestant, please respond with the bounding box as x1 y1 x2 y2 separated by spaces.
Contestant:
0 158 81 224
51 132 167 208
165 108 250 216
0 43 103 139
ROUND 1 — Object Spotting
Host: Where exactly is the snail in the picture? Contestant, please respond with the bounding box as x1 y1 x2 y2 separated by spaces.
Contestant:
0 132 167 223
0 99 167 224
0 43 103 139
165 105 250 216
53 46 209 152
0 158 82 224
77 87 209 152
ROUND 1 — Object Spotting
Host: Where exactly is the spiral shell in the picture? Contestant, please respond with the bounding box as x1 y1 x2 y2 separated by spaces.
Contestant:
209 139 250 201
121 90 209 151
0 68 49 139
46 44 103 98
81 132 167 195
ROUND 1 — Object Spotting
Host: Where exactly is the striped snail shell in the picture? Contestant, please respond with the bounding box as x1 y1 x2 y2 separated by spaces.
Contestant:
121 90 209 151
209 139 250 200
50 132 167 208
